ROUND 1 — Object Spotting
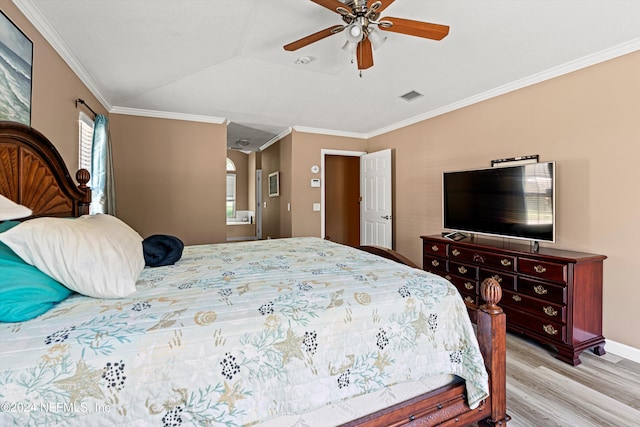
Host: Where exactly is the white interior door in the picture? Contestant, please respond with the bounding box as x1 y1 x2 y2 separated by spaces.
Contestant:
360 149 392 248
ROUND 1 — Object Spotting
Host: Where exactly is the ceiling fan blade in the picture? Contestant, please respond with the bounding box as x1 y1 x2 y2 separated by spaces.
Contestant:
378 16 449 40
311 0 350 14
283 25 345 51
357 38 374 70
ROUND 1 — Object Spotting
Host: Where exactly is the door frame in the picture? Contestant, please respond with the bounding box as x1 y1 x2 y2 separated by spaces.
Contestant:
320 149 366 239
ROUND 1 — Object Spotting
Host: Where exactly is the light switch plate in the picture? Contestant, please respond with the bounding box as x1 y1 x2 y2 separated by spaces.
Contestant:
313 203 321 211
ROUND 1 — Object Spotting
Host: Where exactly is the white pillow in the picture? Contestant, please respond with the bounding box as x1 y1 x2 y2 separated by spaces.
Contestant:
0 214 144 298
0 194 32 220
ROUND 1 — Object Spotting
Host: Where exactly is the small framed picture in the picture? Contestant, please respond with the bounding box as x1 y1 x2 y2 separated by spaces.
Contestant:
268 171 280 197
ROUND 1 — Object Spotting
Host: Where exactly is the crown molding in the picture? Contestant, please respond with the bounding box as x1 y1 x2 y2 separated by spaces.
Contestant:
293 126 367 140
109 107 226 124
259 127 292 151
12 0 112 111
366 38 640 139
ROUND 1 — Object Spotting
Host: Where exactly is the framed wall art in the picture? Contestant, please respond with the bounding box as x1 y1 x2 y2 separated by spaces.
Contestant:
0 11 33 125
268 171 279 197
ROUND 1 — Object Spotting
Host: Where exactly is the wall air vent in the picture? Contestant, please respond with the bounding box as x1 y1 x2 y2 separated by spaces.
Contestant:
400 90 423 101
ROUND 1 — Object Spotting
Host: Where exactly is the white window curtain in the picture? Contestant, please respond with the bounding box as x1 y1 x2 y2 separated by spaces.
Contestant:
90 115 116 215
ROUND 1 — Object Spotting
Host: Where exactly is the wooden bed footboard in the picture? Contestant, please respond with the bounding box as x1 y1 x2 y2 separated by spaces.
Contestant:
357 245 509 426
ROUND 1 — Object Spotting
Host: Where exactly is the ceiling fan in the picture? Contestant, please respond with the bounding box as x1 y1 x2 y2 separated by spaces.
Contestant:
283 0 449 70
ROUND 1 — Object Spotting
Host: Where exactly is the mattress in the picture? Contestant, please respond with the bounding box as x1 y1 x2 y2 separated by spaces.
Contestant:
0 237 488 426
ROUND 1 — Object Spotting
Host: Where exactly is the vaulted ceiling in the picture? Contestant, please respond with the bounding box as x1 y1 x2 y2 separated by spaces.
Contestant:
15 0 640 150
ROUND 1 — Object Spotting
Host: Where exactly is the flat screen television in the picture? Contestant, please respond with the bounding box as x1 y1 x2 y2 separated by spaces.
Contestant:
443 161 555 243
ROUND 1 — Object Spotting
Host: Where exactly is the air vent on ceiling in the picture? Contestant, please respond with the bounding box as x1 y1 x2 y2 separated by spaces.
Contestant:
400 90 423 101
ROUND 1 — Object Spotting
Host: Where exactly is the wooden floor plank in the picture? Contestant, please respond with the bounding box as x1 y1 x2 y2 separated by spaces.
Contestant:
478 332 640 427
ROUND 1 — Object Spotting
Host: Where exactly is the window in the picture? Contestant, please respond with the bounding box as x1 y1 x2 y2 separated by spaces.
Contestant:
226 158 236 218
78 112 94 186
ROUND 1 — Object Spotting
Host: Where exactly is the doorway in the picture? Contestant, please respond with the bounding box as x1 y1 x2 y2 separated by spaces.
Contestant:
325 155 360 246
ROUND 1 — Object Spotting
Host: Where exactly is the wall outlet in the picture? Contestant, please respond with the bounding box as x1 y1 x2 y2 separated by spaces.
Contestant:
313 203 321 211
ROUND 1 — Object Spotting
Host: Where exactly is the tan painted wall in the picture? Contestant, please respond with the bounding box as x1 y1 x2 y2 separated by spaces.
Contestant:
290 130 368 237
2 0 107 173
226 149 249 211
260 139 281 238
110 114 227 245
279 134 293 238
369 51 640 350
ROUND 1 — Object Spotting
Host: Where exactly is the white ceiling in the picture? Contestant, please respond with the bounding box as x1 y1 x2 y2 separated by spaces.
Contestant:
14 0 640 150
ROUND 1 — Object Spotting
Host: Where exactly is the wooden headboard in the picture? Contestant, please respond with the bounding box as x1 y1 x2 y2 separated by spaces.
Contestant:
0 121 90 219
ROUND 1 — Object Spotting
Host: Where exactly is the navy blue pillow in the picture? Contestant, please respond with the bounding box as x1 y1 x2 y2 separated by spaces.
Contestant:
142 234 184 267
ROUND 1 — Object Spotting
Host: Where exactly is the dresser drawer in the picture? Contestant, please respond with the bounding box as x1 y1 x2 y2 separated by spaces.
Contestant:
424 256 448 274
449 246 516 272
518 277 566 305
448 275 478 295
424 241 448 256
519 258 567 283
502 290 566 322
449 262 478 279
479 268 516 291
503 306 566 344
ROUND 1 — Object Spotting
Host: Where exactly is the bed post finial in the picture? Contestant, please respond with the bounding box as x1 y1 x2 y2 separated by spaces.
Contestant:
75 168 91 215
76 168 90 189
480 277 503 315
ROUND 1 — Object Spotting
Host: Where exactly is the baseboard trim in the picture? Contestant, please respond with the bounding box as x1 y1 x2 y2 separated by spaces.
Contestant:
606 339 640 364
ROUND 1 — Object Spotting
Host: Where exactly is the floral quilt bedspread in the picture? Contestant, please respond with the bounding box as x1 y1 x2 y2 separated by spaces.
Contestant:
0 237 488 426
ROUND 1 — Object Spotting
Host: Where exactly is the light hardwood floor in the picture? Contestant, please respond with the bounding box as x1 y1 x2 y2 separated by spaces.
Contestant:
499 333 640 427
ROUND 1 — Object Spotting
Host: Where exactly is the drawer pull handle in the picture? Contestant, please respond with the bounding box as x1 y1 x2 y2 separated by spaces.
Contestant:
431 245 439 252
543 306 558 317
464 282 474 290
543 324 558 335
512 295 522 302
534 265 547 273
501 259 512 267
491 274 503 283
533 285 548 295
473 254 485 264
431 259 440 267
464 296 474 304
458 266 468 274
445 275 451 281
451 249 460 256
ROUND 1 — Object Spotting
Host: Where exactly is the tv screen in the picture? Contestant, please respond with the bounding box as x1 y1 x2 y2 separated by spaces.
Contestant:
443 162 555 242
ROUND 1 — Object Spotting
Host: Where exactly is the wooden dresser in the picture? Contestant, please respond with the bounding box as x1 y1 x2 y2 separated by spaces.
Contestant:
421 235 606 366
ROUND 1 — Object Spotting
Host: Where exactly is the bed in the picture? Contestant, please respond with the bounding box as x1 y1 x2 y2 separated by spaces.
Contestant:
0 121 508 426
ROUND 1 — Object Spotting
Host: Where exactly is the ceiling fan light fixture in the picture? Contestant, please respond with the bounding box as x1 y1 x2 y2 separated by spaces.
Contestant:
345 21 364 44
368 27 387 50
341 40 356 55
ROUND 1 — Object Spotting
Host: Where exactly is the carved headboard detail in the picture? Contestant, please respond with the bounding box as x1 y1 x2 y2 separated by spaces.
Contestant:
0 121 90 218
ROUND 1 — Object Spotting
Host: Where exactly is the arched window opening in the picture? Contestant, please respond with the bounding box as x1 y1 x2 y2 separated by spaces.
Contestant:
226 158 236 218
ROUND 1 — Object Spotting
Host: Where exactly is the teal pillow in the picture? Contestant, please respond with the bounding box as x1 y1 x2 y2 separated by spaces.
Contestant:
0 221 73 322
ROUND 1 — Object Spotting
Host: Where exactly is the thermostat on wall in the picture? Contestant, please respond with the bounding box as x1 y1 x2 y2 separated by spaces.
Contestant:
311 178 320 187
311 165 320 174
